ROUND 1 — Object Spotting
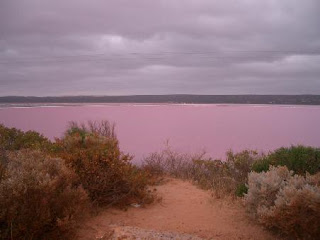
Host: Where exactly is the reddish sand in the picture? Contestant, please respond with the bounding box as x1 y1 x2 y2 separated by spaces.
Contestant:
76 178 280 240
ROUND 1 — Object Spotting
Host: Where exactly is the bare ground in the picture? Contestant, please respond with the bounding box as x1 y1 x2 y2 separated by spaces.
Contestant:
75 178 280 240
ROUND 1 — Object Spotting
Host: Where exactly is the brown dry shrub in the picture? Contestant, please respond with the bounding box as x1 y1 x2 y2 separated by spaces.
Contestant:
0 149 7 181
0 150 88 240
142 146 200 179
56 121 153 207
245 166 320 239
190 159 237 198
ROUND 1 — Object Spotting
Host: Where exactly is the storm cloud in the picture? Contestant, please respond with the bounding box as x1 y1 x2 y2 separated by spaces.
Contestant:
0 0 320 96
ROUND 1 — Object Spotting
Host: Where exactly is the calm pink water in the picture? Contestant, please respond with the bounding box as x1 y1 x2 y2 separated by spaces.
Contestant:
1 104 320 162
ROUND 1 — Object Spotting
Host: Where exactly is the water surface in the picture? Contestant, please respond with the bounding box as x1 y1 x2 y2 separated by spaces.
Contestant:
1 104 319 162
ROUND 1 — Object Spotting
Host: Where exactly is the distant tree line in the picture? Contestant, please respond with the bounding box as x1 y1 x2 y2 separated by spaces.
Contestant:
1 95 320 105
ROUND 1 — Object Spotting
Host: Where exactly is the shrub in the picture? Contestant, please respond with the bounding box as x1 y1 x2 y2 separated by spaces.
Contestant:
259 173 320 239
252 145 320 175
226 149 262 186
65 120 116 140
56 121 152 206
235 183 248 197
0 149 7 181
191 158 237 198
245 166 320 239
251 157 271 173
0 124 52 151
244 166 292 217
192 149 261 198
0 150 87 240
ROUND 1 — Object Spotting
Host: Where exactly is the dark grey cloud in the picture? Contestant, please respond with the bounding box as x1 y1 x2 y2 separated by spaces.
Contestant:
0 0 320 96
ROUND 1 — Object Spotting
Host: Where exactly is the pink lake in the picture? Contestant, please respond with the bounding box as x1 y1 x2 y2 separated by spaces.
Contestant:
0 104 320 162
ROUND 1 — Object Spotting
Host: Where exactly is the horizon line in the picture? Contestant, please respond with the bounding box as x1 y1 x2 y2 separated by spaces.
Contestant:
1 94 319 98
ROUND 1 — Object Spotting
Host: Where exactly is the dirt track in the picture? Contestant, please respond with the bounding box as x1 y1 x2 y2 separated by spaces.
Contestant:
76 178 279 240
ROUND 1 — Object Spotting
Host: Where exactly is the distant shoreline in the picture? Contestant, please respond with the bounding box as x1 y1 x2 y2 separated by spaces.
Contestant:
0 95 320 105
1 102 320 109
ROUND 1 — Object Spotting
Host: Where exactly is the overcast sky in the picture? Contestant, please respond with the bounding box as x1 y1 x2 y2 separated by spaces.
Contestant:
0 0 320 96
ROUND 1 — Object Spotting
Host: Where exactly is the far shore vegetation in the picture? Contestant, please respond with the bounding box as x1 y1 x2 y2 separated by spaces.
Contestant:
1 94 320 105
0 121 319 239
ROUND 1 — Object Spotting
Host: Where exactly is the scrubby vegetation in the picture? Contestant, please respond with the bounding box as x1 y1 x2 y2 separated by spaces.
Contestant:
142 146 261 198
0 122 154 239
143 145 320 238
55 121 153 206
1 122 319 239
244 147 320 239
0 124 52 151
245 166 320 239
0 150 87 239
252 145 320 175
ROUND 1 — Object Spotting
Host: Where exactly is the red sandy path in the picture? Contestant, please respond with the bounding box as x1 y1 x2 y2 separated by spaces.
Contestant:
76 178 280 240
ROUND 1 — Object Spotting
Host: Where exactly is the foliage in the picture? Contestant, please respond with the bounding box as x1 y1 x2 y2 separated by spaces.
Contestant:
0 150 87 240
235 183 248 197
190 158 236 198
2 121 319 239
0 124 52 151
251 157 271 173
56 121 153 206
0 149 7 181
244 166 292 217
226 149 262 185
245 166 320 239
65 120 116 142
252 145 320 175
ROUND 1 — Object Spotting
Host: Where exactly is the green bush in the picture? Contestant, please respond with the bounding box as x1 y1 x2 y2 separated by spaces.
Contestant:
0 150 87 240
251 157 271 173
252 145 320 175
235 183 248 197
56 121 153 206
0 124 52 151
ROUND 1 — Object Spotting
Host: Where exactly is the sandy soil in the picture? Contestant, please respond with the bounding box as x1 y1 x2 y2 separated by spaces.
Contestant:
76 178 280 240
